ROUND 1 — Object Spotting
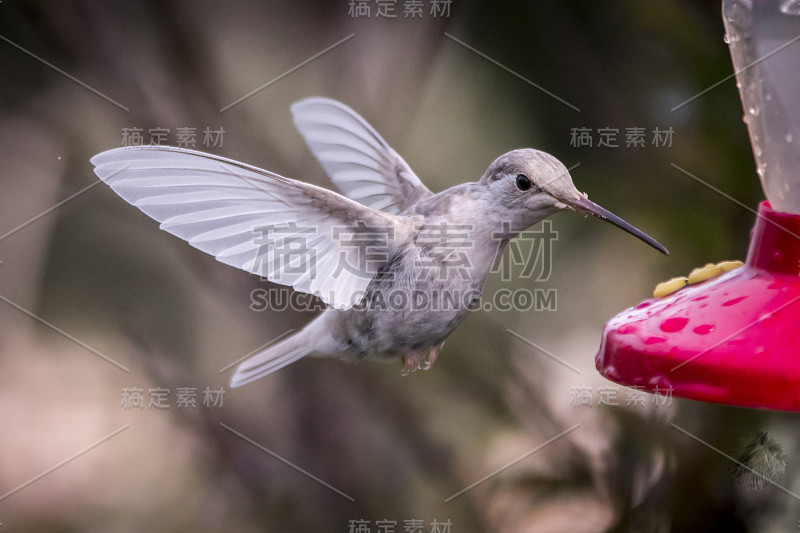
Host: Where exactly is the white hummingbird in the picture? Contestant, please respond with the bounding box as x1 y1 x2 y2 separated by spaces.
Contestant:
92 98 667 387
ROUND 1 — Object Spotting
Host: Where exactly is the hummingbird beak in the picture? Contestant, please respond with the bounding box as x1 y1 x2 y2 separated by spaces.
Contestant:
562 196 669 255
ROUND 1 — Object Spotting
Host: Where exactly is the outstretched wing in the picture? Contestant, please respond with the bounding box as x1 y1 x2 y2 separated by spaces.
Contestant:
291 97 433 214
91 146 410 310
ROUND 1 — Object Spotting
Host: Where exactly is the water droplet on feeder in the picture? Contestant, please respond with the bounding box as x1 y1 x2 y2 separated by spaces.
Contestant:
660 317 688 333
603 365 621 381
648 374 672 390
723 296 748 307
693 323 716 335
786 133 793 143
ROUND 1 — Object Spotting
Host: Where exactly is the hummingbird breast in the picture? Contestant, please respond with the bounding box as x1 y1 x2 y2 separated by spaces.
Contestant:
334 224 495 360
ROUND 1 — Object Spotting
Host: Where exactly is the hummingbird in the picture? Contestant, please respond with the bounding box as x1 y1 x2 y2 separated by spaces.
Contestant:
92 97 667 387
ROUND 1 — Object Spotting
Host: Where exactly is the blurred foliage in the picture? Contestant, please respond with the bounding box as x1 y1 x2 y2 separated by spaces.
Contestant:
0 1 797 532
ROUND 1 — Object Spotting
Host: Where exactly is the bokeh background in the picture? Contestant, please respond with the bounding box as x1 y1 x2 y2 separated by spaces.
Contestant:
0 1 797 531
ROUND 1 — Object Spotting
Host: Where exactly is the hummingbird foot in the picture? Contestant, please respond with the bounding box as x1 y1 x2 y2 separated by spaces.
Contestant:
401 343 444 375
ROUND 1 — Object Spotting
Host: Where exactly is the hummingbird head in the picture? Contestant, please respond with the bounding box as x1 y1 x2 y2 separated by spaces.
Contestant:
480 149 668 254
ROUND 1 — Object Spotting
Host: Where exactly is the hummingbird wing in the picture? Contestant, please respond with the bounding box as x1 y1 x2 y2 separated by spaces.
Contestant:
91 146 411 310
291 97 433 214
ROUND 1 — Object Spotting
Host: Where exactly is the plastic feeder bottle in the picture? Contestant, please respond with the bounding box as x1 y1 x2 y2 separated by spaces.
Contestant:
595 0 800 411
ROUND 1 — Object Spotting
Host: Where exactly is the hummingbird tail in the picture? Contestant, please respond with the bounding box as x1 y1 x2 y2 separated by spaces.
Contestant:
229 340 309 388
228 312 339 388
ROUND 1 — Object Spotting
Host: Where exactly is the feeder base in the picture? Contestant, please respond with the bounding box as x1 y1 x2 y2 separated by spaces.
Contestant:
596 202 800 411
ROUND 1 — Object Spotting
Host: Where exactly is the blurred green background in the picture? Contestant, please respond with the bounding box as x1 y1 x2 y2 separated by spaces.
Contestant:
0 1 797 531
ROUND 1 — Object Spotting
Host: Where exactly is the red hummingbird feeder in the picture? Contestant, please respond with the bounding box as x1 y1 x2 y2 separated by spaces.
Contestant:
595 0 800 411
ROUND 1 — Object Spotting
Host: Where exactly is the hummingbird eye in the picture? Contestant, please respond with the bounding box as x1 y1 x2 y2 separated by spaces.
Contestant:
515 174 533 191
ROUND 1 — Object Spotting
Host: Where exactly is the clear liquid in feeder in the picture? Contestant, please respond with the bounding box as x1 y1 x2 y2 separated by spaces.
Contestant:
723 0 800 214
